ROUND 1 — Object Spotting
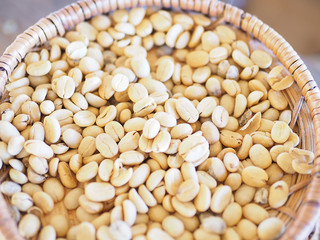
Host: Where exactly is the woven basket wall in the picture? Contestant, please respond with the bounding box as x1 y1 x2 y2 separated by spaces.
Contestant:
0 0 320 239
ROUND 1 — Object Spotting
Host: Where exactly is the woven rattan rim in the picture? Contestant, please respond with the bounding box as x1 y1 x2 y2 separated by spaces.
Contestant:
0 0 320 239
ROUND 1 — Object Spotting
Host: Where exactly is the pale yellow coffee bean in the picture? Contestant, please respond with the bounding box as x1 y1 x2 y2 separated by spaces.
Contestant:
91 14 111 30
119 131 139 152
215 25 236 44
76 161 98 182
112 73 129 92
130 56 150 78
145 170 164 192
170 123 192 139
66 41 87 60
279 109 292 124
162 215 184 238
194 183 211 212
266 163 284 185
176 97 199 123
268 89 288 110
128 83 148 103
222 202 242 226
175 31 190 49
27 60 51 77
78 136 96 157
51 75 75 99
138 184 157 207
211 105 229 128
208 157 228 182
271 121 291 144
96 133 118 158
129 164 150 188
82 122 102 138
222 79 241 97
165 24 183 48
104 121 124 142
24 140 53 159
242 166 268 187
232 40 250 56
250 50 272 69
269 180 289 208
150 11 172 31
276 152 295 174
233 184 255 206
258 217 285 240
186 50 209 68
173 13 194 30
74 110 96 127
196 97 217 118
193 228 220 240
79 194 103 214
6 135 24 156
176 178 200 202
33 191 54 214
96 105 117 127
232 49 254 69
11 192 33 211
233 94 247 118
113 67 136 83
28 155 48 175
143 118 161 139
85 182 115 202
179 135 209 163
165 168 183 196
201 31 220 51
220 130 243 148
38 225 56 240
81 76 102 95
172 196 196 217
223 228 241 240
209 47 228 64
120 151 144 165
239 111 262 135
156 58 175 82
192 66 211 84
210 185 232 213
188 25 204 48
184 84 208 101
0 181 21 196
63 188 83 210
133 97 156 117
76 222 96 240
58 162 77 188
201 121 219 144
237 219 257 240
6 77 30 92
243 203 269 225
147 227 173 240
62 128 82 148
49 214 69 237
201 215 226 235
223 152 240 172
43 178 65 202
79 56 101 75
97 159 113 182
18 214 41 238
249 144 272 169
152 131 171 153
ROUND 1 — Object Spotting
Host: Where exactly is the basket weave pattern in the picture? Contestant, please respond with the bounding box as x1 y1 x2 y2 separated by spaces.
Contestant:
0 0 320 239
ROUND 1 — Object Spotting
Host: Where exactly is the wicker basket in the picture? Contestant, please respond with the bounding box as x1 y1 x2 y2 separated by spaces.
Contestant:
0 0 320 239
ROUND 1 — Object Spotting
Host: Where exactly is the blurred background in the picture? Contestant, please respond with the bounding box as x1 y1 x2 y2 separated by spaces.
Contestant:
0 0 319 83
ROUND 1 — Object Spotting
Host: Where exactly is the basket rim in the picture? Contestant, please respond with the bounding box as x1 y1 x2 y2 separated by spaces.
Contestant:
0 0 320 239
